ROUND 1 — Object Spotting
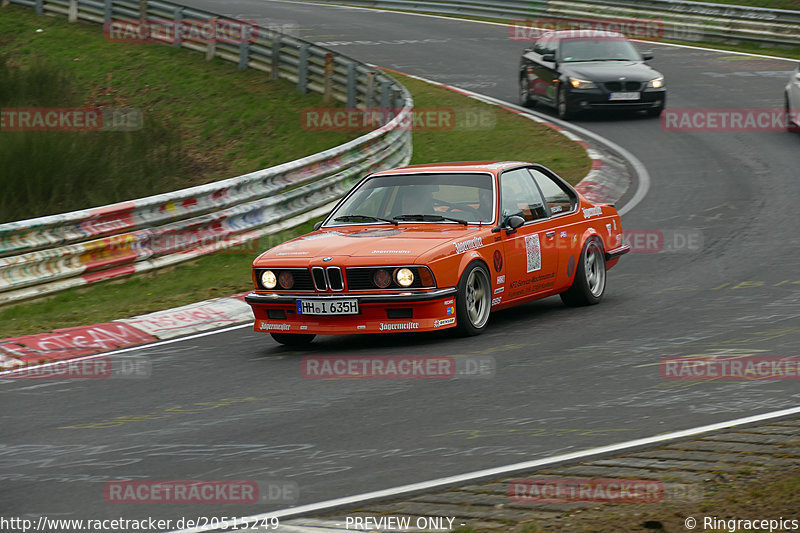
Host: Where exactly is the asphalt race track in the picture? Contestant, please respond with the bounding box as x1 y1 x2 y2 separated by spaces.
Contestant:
2 1 799 527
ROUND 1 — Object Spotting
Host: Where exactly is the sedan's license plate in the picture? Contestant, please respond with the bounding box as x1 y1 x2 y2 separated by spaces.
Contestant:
609 92 640 101
297 299 359 315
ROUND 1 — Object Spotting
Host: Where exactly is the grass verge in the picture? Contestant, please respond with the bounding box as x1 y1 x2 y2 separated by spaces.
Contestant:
0 68 589 338
0 4 360 221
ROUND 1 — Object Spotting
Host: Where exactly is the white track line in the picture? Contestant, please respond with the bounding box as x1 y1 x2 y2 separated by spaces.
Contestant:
169 405 800 532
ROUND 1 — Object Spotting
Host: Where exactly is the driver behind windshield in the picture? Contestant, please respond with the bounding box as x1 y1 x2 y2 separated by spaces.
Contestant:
396 184 437 216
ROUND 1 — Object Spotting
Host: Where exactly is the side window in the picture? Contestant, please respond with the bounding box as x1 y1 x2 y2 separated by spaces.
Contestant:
545 37 557 57
500 169 547 222
528 168 576 215
533 36 548 56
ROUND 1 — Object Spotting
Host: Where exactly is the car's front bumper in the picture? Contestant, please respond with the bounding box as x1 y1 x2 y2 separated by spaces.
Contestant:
246 289 459 335
567 88 666 112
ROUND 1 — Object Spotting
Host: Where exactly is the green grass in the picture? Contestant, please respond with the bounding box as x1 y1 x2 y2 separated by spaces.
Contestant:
0 5 360 221
0 64 589 338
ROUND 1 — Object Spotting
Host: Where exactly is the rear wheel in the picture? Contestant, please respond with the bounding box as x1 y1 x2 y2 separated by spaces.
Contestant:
270 333 315 346
560 237 606 306
456 262 492 336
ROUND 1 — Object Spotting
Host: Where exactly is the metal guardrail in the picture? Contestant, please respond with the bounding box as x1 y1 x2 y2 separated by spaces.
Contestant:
312 0 800 46
0 0 413 305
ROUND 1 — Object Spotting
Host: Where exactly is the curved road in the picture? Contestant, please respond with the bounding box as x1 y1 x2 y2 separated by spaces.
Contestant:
2 1 799 527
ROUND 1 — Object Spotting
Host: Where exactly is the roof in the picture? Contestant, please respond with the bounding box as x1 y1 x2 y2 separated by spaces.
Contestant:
372 161 530 176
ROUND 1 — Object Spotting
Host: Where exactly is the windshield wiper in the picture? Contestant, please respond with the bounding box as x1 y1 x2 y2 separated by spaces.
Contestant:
393 214 468 226
334 214 399 225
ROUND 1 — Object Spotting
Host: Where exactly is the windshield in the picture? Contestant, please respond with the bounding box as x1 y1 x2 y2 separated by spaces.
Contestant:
560 38 640 62
327 173 495 225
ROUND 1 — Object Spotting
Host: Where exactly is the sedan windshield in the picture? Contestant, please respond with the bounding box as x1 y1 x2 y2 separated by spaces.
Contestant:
328 173 495 225
560 38 640 62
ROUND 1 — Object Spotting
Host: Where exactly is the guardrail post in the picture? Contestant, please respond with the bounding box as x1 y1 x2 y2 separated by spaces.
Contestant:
68 0 77 22
379 79 391 109
297 44 309 93
172 6 183 48
346 63 356 108
393 89 404 112
270 35 281 80
103 0 111 23
323 52 334 103
364 71 375 108
239 40 249 70
206 16 216 60
35 0 43 15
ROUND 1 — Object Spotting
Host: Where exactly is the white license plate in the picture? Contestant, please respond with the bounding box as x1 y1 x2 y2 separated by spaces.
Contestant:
296 299 359 315
609 92 640 101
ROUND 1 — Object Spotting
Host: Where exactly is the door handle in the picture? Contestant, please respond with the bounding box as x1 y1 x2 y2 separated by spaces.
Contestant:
545 231 555 238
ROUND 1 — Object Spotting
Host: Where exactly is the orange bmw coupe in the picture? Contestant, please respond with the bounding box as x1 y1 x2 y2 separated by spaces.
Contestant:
246 162 629 345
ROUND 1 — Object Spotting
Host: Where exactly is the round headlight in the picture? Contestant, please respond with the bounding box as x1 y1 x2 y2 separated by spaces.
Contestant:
373 269 391 289
278 271 294 289
261 270 277 289
394 267 414 287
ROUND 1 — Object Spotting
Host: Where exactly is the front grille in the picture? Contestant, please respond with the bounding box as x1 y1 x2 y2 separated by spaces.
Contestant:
346 267 426 290
311 267 327 291
604 81 642 92
327 267 344 291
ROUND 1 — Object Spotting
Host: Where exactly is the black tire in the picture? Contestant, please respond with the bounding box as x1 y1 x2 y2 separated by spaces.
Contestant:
455 262 492 336
556 84 574 120
519 75 535 108
786 95 799 133
560 237 606 307
646 104 664 117
270 333 316 346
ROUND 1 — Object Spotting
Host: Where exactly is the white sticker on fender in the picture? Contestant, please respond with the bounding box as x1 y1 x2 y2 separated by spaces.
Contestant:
524 234 542 273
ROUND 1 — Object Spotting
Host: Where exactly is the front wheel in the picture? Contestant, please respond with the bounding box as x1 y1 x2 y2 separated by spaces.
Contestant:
519 76 535 107
646 104 664 117
556 84 574 120
560 237 606 306
455 262 492 336
270 333 316 346
786 95 799 132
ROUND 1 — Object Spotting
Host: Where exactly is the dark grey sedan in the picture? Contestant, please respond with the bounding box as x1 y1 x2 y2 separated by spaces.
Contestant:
519 30 666 119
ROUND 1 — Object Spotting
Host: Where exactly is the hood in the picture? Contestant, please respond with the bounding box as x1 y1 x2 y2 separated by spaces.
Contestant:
257 225 487 265
562 61 659 83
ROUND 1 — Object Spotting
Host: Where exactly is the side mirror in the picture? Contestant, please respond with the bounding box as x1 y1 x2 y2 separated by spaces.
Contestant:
642 52 654 61
505 215 525 234
313 221 323 231
542 53 556 63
